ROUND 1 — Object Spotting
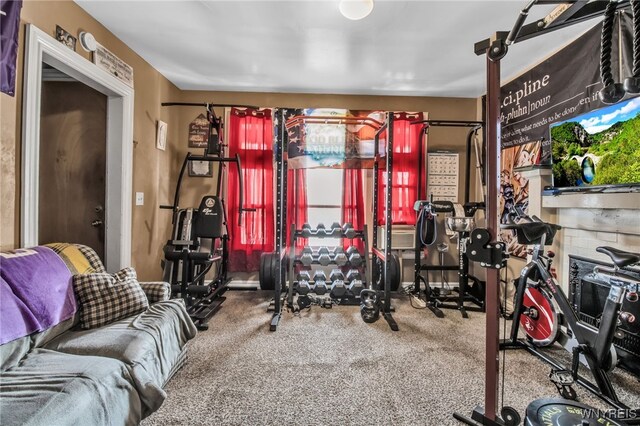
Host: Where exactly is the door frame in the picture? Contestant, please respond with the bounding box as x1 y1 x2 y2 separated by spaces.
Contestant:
21 24 134 272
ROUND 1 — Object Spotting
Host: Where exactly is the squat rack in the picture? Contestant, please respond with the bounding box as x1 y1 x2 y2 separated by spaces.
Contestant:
269 111 398 331
456 1 633 425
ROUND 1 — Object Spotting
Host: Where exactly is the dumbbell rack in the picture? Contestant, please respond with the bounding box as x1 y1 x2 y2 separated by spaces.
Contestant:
287 223 371 309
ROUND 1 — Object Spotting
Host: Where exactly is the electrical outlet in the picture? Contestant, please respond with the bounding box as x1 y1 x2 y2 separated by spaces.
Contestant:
135 192 144 206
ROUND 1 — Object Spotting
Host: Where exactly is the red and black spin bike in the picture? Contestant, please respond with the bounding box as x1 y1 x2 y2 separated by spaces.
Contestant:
502 208 639 412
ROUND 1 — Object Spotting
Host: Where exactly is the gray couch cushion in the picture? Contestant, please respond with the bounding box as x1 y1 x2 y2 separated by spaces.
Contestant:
43 299 197 416
0 348 142 426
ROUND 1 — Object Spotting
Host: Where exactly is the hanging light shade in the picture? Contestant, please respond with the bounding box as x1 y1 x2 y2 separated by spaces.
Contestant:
339 0 374 20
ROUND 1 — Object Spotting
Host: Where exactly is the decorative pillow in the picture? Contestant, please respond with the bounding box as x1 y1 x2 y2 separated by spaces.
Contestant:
72 267 149 329
138 281 171 303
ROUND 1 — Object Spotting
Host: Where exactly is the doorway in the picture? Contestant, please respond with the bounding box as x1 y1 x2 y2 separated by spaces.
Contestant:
38 66 107 259
22 24 134 272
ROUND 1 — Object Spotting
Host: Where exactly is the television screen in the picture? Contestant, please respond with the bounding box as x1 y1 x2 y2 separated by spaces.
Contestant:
550 97 640 188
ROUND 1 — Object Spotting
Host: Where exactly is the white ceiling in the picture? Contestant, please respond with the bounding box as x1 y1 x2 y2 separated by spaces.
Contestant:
75 0 600 98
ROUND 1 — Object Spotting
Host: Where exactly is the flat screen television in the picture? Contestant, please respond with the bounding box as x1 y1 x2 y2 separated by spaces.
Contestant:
549 97 640 190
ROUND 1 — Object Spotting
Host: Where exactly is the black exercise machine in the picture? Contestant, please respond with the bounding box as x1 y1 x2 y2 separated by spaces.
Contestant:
159 102 254 330
411 120 486 318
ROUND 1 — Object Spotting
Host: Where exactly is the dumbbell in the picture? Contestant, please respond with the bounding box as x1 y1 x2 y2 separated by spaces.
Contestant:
334 247 348 266
346 246 363 266
317 246 332 266
297 270 312 282
315 223 327 237
329 269 345 282
348 279 365 297
346 269 362 282
342 222 357 239
300 247 314 266
330 222 342 237
313 270 328 295
301 223 313 238
296 280 311 296
331 279 347 298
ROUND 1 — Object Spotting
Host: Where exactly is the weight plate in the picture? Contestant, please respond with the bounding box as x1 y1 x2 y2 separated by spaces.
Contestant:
525 398 626 426
389 254 401 292
259 252 276 290
375 254 401 292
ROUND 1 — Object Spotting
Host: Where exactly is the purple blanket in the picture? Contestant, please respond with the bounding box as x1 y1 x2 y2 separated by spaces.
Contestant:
0 247 77 344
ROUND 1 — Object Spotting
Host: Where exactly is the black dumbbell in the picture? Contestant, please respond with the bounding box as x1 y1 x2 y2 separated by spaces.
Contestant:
348 279 365 297
342 222 356 239
300 247 314 266
317 246 332 266
331 279 347 298
296 280 311 296
329 269 345 282
313 270 328 295
346 246 363 266
346 269 362 282
301 223 313 238
297 270 312 282
334 247 348 266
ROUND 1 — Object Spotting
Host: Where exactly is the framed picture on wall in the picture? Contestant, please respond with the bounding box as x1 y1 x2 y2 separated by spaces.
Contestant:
188 160 213 177
55 25 76 51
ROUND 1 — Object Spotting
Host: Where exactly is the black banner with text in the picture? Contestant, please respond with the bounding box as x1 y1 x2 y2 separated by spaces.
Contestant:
500 13 633 161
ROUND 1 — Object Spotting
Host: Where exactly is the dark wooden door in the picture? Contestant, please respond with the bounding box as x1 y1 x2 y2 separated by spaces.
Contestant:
38 80 107 260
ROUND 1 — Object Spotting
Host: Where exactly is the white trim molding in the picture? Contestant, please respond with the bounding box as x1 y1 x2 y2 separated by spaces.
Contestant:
21 24 134 271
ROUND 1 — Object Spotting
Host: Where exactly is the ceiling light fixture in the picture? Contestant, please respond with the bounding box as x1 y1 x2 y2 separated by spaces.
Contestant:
339 0 374 20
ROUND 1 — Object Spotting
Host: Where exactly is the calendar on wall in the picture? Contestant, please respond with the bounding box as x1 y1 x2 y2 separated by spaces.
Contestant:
427 152 459 203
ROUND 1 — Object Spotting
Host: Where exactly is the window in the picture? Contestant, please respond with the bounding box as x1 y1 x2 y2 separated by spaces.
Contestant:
305 168 343 246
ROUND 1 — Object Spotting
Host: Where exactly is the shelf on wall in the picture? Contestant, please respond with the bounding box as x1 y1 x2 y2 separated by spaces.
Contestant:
542 192 640 209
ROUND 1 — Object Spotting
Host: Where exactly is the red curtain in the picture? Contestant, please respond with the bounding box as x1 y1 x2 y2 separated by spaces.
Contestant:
342 168 365 251
227 108 274 272
286 169 308 253
377 112 424 225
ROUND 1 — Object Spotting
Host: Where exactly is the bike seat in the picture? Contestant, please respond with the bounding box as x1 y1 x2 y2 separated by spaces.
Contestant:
501 219 561 246
596 246 640 268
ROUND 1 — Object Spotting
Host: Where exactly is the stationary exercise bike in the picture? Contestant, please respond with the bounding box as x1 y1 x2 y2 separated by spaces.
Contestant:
502 209 640 410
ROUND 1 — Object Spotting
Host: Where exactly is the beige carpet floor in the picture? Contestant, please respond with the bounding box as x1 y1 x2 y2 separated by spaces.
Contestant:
142 290 640 425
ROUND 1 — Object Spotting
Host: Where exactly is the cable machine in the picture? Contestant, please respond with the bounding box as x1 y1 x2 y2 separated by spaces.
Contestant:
267 111 399 332
411 120 486 318
454 1 634 425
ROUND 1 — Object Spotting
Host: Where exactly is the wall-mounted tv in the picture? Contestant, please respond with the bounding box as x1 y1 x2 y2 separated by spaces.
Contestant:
550 97 640 189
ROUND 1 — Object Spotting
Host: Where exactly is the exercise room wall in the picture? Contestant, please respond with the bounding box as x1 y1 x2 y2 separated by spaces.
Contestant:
171 91 480 281
0 0 182 280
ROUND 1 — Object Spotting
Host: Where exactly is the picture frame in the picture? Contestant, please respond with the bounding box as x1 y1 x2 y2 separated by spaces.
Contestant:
188 160 213 177
55 25 76 51
156 120 167 151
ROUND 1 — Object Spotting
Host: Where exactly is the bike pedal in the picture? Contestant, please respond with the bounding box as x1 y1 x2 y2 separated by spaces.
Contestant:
549 369 574 385
549 369 577 401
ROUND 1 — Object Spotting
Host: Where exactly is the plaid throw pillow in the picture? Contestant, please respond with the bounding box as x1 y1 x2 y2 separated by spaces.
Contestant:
72 267 149 329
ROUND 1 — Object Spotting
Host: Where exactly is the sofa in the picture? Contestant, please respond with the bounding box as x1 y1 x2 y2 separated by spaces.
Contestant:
0 243 197 425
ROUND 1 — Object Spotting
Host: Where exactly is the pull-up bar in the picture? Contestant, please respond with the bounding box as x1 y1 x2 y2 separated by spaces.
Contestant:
285 115 383 130
410 119 484 128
